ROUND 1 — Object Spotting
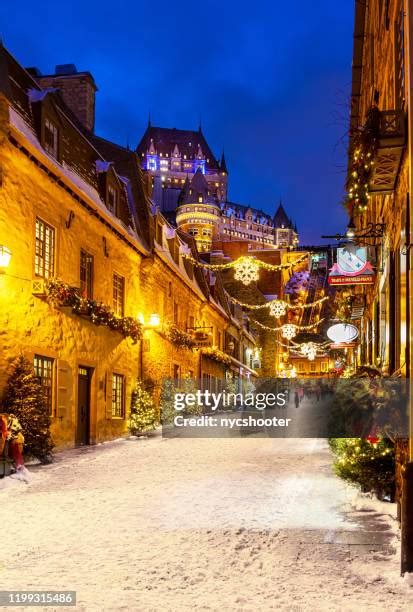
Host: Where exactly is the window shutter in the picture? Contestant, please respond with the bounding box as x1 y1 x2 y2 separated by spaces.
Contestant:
56 360 73 421
105 372 113 419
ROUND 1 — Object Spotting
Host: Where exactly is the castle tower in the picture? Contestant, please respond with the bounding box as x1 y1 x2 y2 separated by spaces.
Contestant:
273 201 299 248
175 168 221 252
136 125 228 213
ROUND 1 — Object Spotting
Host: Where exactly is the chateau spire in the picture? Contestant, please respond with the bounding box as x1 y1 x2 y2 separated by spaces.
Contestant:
273 200 292 228
220 150 227 173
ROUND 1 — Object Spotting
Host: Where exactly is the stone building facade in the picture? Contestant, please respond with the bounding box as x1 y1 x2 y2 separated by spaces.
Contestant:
347 0 413 566
349 0 409 377
0 47 258 450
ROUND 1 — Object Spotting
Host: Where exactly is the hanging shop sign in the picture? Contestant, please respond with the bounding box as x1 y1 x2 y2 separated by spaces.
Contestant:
327 323 359 344
329 342 357 349
328 245 375 285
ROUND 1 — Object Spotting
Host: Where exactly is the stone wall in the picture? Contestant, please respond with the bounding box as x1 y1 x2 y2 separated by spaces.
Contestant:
0 98 236 449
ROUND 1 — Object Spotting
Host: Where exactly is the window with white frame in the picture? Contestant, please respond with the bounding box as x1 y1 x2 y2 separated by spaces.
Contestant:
35 218 55 278
112 373 125 418
113 273 125 317
34 355 54 415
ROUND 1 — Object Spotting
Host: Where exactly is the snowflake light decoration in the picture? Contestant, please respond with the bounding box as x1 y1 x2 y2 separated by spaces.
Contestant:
301 342 317 360
281 324 297 340
269 300 287 318
307 346 317 361
234 257 260 286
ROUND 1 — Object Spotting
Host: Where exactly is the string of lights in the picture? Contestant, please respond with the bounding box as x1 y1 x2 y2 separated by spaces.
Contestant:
251 318 325 339
275 338 331 350
227 295 328 314
181 252 309 273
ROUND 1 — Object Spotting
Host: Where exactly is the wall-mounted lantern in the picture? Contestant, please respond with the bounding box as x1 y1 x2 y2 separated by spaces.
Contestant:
0 245 11 272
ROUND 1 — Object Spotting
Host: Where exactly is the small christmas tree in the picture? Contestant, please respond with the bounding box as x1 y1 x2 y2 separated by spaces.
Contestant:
2 356 54 463
159 379 176 425
329 438 395 500
128 380 157 434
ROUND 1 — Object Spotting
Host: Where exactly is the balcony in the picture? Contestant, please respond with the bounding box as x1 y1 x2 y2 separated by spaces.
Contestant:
369 110 406 194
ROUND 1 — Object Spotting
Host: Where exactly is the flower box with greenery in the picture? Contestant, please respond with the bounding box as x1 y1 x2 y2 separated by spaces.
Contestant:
200 346 232 366
165 323 197 350
46 279 143 343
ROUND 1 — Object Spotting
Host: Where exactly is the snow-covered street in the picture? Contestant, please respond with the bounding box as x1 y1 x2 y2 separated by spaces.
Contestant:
0 436 412 611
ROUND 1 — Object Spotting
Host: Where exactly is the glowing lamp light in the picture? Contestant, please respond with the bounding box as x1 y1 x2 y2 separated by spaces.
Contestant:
281 324 297 340
148 313 161 328
0 245 11 271
327 323 359 344
346 217 356 240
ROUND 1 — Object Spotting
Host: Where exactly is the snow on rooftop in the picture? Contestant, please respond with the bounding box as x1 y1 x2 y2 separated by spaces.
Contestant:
27 87 57 103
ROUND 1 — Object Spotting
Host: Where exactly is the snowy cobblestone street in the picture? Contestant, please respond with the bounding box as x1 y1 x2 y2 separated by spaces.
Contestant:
0 436 412 611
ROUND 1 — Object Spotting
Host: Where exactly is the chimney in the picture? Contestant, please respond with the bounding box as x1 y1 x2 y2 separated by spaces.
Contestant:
31 64 97 132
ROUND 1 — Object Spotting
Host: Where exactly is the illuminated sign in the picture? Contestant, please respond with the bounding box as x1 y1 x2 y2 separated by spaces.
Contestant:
328 245 375 285
327 323 359 344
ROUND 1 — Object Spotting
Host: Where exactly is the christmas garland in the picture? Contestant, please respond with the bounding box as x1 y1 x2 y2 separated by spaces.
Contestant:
165 324 197 350
200 346 232 366
46 279 143 344
344 107 380 214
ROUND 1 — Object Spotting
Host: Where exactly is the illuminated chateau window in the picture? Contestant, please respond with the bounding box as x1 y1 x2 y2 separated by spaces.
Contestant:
194 160 206 174
34 355 54 415
147 155 157 171
112 373 125 418
35 218 55 278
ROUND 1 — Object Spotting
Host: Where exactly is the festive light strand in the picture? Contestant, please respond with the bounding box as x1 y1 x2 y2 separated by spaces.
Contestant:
181 252 310 273
251 318 325 333
227 295 329 314
275 338 331 350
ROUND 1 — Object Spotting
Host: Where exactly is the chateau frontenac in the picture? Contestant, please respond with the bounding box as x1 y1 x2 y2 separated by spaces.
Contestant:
137 125 299 252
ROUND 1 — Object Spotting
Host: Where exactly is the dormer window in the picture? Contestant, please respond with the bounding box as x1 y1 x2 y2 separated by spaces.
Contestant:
108 185 118 215
44 118 58 158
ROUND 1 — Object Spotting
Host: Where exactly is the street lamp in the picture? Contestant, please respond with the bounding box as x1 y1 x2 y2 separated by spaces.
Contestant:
0 245 11 272
346 218 356 240
148 313 161 329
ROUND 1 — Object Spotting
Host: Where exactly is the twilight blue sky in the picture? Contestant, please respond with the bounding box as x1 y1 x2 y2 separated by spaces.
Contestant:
1 0 353 244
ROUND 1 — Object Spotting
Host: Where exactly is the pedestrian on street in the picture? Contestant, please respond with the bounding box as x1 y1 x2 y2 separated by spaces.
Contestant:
294 391 300 408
